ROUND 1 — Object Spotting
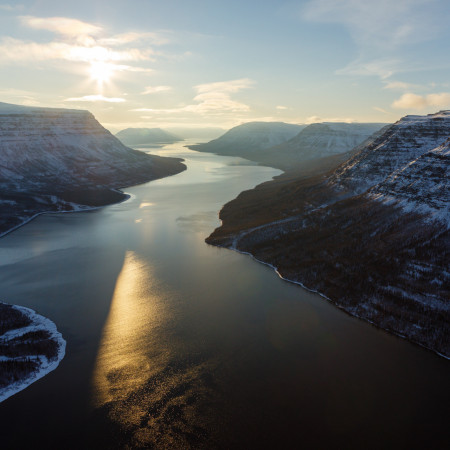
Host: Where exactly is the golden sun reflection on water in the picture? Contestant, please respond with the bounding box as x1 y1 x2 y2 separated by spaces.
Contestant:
90 251 219 447
91 250 171 410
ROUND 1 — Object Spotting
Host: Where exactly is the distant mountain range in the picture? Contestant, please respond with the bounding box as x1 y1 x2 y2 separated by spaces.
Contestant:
188 121 304 163
166 127 225 140
189 121 389 170
115 128 182 146
207 111 450 358
0 102 186 236
266 122 389 169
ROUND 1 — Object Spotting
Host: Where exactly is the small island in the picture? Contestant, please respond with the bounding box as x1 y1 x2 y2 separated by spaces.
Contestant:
0 302 65 402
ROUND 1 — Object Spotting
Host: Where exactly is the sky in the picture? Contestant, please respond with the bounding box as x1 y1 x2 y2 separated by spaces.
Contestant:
0 0 449 132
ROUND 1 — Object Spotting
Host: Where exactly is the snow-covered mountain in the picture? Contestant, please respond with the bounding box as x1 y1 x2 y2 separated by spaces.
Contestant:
115 128 182 146
189 121 389 170
371 137 449 219
268 122 388 164
0 102 185 235
207 110 450 357
188 121 304 159
331 111 450 193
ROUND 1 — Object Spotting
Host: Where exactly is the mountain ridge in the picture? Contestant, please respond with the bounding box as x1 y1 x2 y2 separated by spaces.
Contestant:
189 120 389 170
206 110 450 357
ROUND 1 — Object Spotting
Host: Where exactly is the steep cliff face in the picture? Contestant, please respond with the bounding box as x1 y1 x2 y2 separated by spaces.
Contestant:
331 111 450 193
372 138 449 219
0 102 185 235
0 103 185 192
207 111 450 357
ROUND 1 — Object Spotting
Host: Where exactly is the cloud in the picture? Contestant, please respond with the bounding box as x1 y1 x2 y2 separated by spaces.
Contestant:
301 0 449 81
195 78 254 94
99 32 169 47
302 0 437 49
336 58 403 79
276 105 288 110
392 92 450 109
0 4 24 11
190 78 254 113
0 37 152 63
20 16 102 38
141 85 172 94
373 106 391 114
134 78 254 116
0 15 165 77
65 95 126 103
305 116 356 124
383 80 419 90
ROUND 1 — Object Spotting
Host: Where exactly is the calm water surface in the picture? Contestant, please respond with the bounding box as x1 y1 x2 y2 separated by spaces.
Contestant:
0 144 448 449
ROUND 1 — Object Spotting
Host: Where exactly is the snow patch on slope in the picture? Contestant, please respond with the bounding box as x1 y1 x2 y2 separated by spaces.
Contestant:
0 303 66 403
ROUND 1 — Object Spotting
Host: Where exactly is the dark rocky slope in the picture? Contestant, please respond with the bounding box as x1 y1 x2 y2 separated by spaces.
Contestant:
207 111 450 357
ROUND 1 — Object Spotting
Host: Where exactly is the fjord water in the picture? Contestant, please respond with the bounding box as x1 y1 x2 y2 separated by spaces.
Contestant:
0 144 448 449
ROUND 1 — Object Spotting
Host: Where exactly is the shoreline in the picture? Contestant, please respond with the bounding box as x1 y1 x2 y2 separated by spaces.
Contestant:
0 190 130 240
0 161 186 240
0 303 66 403
205 154 449 361
209 232 450 361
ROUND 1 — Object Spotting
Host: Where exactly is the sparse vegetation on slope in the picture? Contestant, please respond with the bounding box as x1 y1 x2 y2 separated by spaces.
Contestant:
207 112 450 358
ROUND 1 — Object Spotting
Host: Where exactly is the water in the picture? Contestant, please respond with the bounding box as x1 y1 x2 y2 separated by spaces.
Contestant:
0 144 448 449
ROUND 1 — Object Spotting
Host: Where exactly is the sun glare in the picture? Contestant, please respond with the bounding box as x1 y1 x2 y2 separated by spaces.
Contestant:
89 61 115 87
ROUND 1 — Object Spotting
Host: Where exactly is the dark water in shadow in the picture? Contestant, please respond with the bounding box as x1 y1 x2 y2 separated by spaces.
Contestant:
0 144 448 449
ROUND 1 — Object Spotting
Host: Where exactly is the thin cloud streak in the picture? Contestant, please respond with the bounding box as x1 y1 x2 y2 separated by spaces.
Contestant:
20 16 103 38
141 85 172 94
65 95 126 103
383 81 420 91
301 0 449 81
302 0 438 49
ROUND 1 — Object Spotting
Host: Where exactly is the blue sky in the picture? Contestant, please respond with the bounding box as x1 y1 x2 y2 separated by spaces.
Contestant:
0 0 449 131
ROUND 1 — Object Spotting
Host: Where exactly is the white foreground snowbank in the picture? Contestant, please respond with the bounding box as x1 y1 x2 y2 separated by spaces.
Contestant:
0 304 66 403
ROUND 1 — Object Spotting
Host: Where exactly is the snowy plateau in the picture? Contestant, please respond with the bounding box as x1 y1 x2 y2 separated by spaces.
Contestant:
0 102 186 236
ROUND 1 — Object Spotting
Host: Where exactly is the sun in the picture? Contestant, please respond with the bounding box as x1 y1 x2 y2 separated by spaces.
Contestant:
89 61 115 87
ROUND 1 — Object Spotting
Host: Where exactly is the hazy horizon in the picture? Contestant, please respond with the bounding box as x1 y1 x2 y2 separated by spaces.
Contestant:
1 1 449 131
